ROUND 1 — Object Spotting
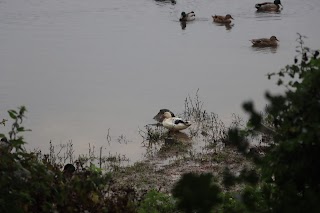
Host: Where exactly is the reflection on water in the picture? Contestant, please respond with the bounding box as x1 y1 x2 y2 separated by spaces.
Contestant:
255 10 282 15
255 10 282 21
213 22 234 31
251 46 278 54
155 0 176 5
224 23 233 31
180 17 210 30
180 21 186 30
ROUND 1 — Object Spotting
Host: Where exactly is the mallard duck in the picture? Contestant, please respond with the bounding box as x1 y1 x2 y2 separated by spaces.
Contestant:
162 112 191 131
255 0 282 12
179 11 195 22
212 14 233 24
251 36 279 47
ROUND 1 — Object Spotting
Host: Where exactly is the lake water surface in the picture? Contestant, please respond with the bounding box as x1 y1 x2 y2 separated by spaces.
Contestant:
1 0 320 161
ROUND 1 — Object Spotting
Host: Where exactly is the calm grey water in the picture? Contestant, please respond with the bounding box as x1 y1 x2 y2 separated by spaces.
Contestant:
1 0 320 161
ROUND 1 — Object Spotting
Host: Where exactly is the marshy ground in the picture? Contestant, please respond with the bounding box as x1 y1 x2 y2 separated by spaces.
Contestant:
41 93 268 199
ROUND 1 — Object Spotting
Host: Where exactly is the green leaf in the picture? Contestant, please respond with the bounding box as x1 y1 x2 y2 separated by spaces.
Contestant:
11 138 26 146
8 110 17 119
18 106 27 115
279 71 284 77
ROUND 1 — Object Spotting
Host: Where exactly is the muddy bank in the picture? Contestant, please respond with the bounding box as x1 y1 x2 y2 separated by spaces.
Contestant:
111 143 253 197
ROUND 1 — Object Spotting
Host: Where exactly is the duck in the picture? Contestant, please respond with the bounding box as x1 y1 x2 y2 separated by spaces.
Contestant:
153 109 175 122
251 36 279 47
212 14 233 24
255 0 282 12
162 111 191 131
179 11 195 22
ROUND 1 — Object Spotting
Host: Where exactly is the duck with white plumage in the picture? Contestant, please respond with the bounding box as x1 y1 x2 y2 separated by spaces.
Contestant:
161 111 192 131
179 11 196 22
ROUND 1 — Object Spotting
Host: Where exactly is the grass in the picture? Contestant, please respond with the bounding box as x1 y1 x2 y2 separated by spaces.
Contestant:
1 91 271 212
30 90 265 198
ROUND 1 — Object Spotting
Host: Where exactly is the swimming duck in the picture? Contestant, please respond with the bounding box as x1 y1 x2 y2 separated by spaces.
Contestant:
255 0 282 12
162 111 191 131
179 11 195 22
251 36 279 47
212 14 233 24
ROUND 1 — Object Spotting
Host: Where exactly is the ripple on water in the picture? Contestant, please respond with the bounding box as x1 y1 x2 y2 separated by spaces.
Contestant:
250 46 279 54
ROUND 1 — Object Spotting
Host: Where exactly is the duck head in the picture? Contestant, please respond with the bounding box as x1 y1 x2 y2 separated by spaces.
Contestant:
270 36 279 41
274 0 282 6
153 109 175 122
225 14 234 19
163 111 173 119
179 12 187 21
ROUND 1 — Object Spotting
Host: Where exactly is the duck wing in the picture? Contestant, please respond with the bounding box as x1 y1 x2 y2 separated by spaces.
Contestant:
251 38 269 44
172 117 191 125
173 118 187 125
255 2 273 9
214 15 225 19
259 2 274 5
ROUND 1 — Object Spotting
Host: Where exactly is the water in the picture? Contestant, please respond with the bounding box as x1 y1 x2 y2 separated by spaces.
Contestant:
1 0 320 161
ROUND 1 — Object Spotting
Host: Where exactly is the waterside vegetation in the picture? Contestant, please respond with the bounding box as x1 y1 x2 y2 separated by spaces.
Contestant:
1 38 320 212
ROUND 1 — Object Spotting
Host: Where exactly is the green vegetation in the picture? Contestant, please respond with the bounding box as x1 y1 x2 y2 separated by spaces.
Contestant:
1 36 319 212
172 173 222 213
0 108 137 212
137 189 177 213
171 36 320 212
225 35 320 212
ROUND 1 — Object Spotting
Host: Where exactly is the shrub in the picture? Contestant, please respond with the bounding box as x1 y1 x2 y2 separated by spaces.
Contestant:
229 35 320 212
138 189 177 213
172 173 222 213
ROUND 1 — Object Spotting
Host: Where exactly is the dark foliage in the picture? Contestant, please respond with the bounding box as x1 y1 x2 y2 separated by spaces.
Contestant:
0 107 138 213
172 173 222 213
229 34 320 212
